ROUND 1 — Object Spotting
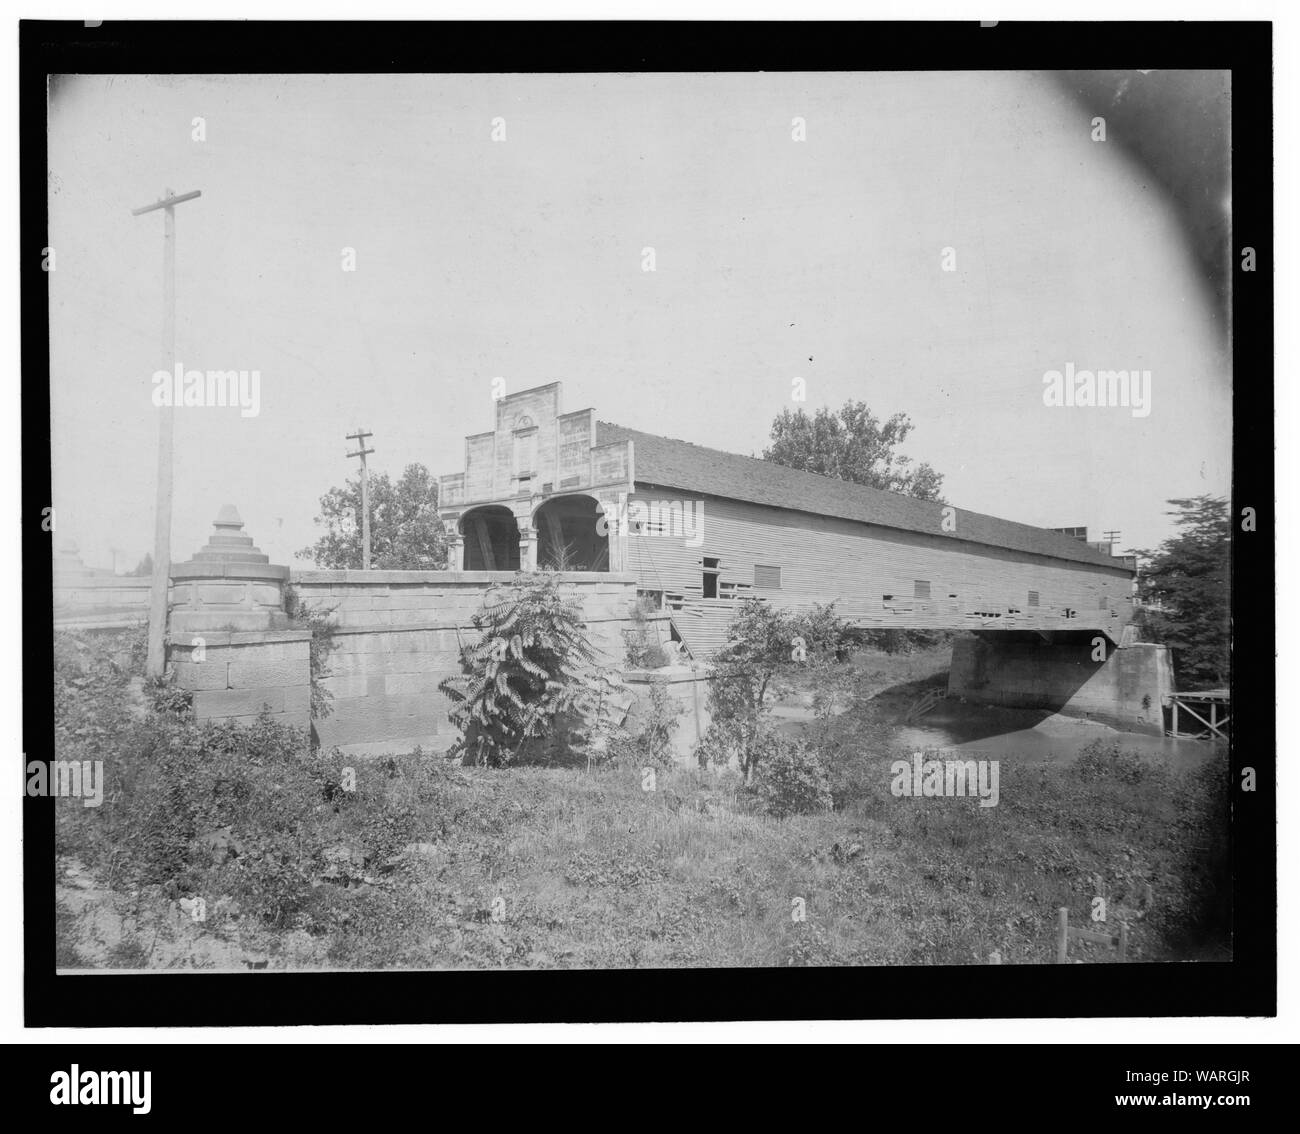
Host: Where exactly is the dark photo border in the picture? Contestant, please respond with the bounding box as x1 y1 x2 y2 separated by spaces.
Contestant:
20 18 1274 1026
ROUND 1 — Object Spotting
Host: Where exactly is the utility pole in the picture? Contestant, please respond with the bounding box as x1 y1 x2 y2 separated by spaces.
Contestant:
132 187 202 677
346 428 375 570
1103 530 1122 552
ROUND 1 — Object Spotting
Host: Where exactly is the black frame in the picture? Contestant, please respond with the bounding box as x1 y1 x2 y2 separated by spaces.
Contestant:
21 18 1274 1026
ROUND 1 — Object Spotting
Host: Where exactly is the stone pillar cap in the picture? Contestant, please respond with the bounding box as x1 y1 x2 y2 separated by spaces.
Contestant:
180 505 273 567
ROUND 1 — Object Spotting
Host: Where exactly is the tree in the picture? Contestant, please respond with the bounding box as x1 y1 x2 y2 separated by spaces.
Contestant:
764 400 945 502
439 572 622 767
697 599 848 782
297 462 448 570
127 552 153 577
1131 496 1230 688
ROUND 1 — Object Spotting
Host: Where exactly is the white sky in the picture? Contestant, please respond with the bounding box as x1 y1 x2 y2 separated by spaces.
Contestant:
46 71 1231 570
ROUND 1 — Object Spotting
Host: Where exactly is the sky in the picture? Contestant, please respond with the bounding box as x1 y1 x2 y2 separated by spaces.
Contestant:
46 71 1231 571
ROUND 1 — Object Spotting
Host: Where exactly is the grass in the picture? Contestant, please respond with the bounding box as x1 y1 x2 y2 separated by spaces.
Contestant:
52 630 1230 970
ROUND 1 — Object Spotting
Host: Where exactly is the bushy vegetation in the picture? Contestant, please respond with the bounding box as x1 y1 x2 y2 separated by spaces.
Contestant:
52 625 1231 970
283 583 340 727
623 604 670 669
439 571 624 768
608 680 683 771
54 629 427 932
800 692 1232 963
698 599 853 781
854 628 956 655
1132 495 1230 687
753 737 832 818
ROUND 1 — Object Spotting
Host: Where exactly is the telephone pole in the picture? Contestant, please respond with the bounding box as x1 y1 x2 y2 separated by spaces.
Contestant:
132 187 202 676
346 428 375 570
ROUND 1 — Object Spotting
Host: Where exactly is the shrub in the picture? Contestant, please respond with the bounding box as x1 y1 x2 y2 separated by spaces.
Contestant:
753 734 832 818
623 605 670 669
439 571 616 767
54 628 145 759
856 629 954 655
641 643 669 668
797 601 855 659
700 601 800 778
1073 739 1171 786
53 633 431 929
700 599 852 780
810 697 899 812
283 584 340 726
145 674 192 718
609 680 683 770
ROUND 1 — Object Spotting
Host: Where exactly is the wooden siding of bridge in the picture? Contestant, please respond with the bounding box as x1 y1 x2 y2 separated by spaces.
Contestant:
624 490 1134 652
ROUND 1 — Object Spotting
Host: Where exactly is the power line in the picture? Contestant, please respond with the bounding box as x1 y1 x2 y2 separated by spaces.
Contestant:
346 428 375 570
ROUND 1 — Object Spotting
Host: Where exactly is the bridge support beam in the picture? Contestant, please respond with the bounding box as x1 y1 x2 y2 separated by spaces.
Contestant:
948 632 1173 736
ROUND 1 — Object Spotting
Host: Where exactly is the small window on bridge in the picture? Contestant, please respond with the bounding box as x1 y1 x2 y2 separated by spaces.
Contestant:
754 564 781 589
1028 590 1040 607
914 579 931 600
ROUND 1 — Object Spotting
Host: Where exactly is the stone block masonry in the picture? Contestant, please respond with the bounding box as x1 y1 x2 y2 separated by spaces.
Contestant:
167 508 312 733
165 508 1169 762
948 632 1174 736
170 630 313 729
291 570 641 757
52 538 152 630
623 665 714 764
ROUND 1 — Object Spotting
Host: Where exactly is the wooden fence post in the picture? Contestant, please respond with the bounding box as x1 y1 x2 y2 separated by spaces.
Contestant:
1118 921 1129 962
1056 907 1069 964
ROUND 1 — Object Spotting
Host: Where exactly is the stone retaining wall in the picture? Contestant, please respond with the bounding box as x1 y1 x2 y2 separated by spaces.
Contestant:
290 570 642 757
948 633 1174 735
170 629 313 729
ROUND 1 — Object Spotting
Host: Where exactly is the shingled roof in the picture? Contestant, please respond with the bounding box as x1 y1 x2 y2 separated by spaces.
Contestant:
597 422 1130 572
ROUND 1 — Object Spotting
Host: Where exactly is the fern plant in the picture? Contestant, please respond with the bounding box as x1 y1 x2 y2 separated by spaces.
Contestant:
440 572 613 767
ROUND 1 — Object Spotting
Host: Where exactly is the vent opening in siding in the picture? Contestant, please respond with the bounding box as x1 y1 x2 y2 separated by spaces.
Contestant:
914 579 931 600
754 564 781 589
1027 590 1040 607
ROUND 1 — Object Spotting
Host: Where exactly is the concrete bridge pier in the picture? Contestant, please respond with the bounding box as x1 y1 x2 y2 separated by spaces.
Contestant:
947 630 1174 736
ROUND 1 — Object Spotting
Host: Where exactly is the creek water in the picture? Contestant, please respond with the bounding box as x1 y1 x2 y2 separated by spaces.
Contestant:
772 701 1219 768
